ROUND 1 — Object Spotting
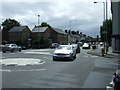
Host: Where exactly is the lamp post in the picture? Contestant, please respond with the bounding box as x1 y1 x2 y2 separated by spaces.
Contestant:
38 15 40 48
94 1 106 50
38 15 40 37
69 20 77 33
105 0 108 54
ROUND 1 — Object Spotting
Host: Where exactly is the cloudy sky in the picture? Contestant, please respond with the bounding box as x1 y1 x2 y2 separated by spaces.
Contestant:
1 0 112 37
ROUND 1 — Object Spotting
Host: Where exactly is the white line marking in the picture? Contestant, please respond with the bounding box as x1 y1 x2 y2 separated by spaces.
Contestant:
24 52 52 55
0 68 46 72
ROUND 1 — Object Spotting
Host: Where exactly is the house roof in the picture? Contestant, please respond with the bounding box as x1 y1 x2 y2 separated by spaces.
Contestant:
52 28 66 35
32 27 48 33
9 26 28 32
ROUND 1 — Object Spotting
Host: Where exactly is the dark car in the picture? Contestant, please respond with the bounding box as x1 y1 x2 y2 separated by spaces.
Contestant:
2 44 22 53
50 43 59 49
72 44 80 53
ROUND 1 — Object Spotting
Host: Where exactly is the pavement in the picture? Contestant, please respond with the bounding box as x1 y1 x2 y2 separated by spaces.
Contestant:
87 47 120 60
86 46 119 89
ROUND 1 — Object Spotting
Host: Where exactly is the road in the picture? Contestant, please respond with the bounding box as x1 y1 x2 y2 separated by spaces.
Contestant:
1 48 118 88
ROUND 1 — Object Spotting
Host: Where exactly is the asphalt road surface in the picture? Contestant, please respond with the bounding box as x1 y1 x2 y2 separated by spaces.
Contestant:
1 48 118 88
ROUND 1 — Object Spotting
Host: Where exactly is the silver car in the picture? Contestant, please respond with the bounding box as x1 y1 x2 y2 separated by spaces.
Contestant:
53 45 76 61
2 44 22 53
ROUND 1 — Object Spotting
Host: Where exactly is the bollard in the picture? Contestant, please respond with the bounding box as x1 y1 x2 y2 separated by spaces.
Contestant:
101 48 105 56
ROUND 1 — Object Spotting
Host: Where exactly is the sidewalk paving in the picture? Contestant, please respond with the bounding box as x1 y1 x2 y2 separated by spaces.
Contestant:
87 48 120 60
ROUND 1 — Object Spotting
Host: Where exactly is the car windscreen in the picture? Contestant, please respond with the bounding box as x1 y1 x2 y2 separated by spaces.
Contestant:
58 46 72 50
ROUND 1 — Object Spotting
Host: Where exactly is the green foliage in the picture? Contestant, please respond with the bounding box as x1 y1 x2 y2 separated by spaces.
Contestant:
2 18 21 31
22 41 28 47
32 39 39 45
2 41 8 45
65 30 68 33
41 22 51 28
100 19 112 46
15 40 22 46
91 38 97 42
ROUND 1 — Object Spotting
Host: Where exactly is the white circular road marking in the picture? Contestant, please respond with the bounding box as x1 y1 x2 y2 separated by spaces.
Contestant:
1 58 45 66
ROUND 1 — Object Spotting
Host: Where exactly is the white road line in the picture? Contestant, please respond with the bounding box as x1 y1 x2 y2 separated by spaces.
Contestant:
0 68 46 72
90 56 98 57
84 52 98 58
24 52 52 55
83 56 89 57
43 57 49 59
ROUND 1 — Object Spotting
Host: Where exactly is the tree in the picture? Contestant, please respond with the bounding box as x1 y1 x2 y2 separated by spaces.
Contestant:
41 22 51 28
80 32 82 35
65 30 68 33
97 35 99 41
77 31 79 35
2 18 21 41
71 31 76 35
2 18 21 31
100 19 112 46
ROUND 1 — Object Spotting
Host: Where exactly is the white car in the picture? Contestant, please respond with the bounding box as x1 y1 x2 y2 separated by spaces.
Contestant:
100 42 104 46
53 45 76 61
82 43 90 49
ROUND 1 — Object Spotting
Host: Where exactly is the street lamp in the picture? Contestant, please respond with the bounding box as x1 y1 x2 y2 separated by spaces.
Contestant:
38 15 40 48
38 15 40 37
69 20 77 33
94 1 106 51
105 0 108 54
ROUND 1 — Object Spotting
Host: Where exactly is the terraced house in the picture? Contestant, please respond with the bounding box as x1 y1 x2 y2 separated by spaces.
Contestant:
51 28 68 44
8 26 31 47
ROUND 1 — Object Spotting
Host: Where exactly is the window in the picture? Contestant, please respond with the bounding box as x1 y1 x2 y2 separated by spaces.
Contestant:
115 38 120 51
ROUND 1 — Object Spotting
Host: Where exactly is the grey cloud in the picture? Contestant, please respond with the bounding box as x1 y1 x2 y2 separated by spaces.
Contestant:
2 1 111 37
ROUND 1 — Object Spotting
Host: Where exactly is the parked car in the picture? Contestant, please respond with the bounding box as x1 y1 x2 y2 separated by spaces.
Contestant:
82 43 90 49
50 43 59 49
21 46 27 50
53 45 76 61
112 69 120 90
72 44 80 53
2 44 22 53
92 44 97 49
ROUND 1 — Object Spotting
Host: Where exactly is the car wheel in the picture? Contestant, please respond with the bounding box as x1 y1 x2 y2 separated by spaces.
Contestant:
71 56 74 61
19 49 21 52
3 51 6 53
74 54 76 58
11 49 14 52
53 58 56 61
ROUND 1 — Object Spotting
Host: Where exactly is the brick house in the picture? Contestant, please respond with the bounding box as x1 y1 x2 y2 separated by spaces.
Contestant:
8 26 31 46
31 26 52 40
51 28 68 44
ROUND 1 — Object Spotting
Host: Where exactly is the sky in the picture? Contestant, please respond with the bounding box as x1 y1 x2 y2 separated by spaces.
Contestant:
1 0 112 38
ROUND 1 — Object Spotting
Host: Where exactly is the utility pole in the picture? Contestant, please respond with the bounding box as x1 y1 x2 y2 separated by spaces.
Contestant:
106 0 108 54
38 15 40 48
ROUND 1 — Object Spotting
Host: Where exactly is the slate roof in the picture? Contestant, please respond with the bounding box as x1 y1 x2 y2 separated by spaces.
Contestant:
52 28 66 35
32 27 48 33
9 26 28 32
